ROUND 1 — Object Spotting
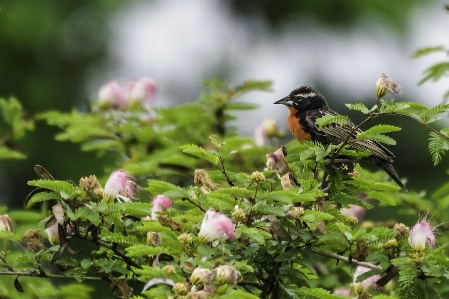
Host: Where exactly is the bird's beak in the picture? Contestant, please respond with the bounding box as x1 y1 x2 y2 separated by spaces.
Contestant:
274 96 292 106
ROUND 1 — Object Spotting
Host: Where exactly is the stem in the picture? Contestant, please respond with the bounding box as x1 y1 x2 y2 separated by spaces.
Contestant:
3 239 5 261
310 249 383 270
219 158 235 187
0 271 104 280
182 197 206 212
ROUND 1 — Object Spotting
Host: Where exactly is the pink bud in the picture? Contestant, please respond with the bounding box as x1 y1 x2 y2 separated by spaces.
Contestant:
408 216 436 251
254 125 267 147
198 208 236 242
45 222 60 245
341 204 366 222
98 81 127 109
127 77 157 107
353 266 380 295
103 169 138 203
333 288 351 297
151 195 172 220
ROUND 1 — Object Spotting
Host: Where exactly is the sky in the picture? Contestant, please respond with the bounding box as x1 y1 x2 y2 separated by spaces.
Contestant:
96 1 449 135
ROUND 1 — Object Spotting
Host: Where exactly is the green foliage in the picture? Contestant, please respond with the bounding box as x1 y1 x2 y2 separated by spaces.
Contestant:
316 115 349 128
357 124 401 145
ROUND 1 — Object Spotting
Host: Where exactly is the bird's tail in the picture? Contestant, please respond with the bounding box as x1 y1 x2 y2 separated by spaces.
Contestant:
376 160 407 192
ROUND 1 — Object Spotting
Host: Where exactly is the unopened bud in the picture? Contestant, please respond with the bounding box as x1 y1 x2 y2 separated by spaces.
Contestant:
178 233 193 245
393 223 410 239
262 118 284 138
163 265 176 274
232 205 246 221
384 239 398 249
147 232 162 247
190 267 213 285
286 207 304 219
0 215 13 232
45 223 60 245
346 215 358 224
251 171 265 182
172 282 189 295
375 73 402 99
215 265 239 285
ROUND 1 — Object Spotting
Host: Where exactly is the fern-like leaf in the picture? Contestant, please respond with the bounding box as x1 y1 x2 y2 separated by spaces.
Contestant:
428 132 449 165
316 115 349 128
179 144 220 166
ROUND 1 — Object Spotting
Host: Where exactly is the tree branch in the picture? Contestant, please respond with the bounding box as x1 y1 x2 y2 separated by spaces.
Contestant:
310 249 383 270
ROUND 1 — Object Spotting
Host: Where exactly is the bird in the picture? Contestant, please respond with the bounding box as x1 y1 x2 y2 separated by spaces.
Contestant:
274 86 407 192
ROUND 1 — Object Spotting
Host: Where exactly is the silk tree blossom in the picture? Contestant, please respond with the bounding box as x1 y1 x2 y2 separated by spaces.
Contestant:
151 195 172 220
103 169 138 203
341 204 366 223
127 77 157 107
352 266 381 295
254 125 267 147
198 208 236 242
98 81 127 109
408 216 436 251
333 288 351 297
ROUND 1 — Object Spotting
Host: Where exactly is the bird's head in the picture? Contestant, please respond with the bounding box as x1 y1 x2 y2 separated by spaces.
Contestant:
274 86 328 111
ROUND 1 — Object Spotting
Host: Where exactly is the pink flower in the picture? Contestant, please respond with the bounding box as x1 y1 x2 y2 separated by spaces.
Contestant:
98 81 127 109
408 216 436 251
198 208 236 242
254 125 267 147
151 195 172 220
103 169 138 203
341 204 366 222
127 77 157 107
333 288 351 297
352 266 380 295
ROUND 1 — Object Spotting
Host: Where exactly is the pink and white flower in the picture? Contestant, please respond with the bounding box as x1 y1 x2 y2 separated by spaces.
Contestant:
333 288 351 297
352 266 380 295
151 195 172 220
198 208 236 242
98 81 127 109
103 169 138 203
341 204 366 222
408 216 436 251
254 125 267 147
127 77 157 107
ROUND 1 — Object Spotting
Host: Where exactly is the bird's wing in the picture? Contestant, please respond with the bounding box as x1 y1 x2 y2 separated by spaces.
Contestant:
305 109 395 162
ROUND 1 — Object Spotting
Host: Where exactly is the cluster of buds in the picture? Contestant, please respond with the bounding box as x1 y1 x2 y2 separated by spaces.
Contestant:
189 265 239 294
232 205 246 222
250 171 265 183
341 204 366 223
193 169 217 193
103 169 138 203
178 233 193 245
198 208 236 242
98 77 157 110
79 175 103 197
393 223 409 239
286 207 304 219
254 118 284 146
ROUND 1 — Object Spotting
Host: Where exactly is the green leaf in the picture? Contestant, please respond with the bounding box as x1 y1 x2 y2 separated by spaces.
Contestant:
125 245 165 258
146 180 180 195
345 103 371 114
0 147 26 160
0 231 23 242
316 115 349 128
358 124 401 135
72 207 101 225
179 144 220 166
225 102 260 110
28 180 79 199
428 132 449 165
219 291 260 299
418 62 449 85
412 46 444 58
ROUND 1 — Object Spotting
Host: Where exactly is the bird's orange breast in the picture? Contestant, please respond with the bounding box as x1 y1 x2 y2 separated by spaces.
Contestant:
287 107 312 141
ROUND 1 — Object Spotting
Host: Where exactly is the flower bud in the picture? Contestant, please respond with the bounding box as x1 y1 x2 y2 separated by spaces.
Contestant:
375 73 403 100
346 215 358 224
52 204 65 226
251 171 265 182
98 81 126 109
384 239 398 249
163 265 176 274
45 222 60 245
215 265 239 285
266 147 289 174
151 195 172 220
178 233 193 245
0 215 13 232
190 267 213 285
286 207 304 219
232 205 246 222
127 77 157 107
393 223 410 239
352 266 380 295
262 118 284 138
147 232 162 247
172 282 189 296
79 175 102 195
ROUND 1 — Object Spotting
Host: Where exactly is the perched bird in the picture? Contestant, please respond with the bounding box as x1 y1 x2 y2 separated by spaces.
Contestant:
274 86 407 191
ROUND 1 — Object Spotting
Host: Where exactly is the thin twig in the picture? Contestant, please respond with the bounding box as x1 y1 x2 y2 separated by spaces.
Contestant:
220 158 235 187
310 249 383 270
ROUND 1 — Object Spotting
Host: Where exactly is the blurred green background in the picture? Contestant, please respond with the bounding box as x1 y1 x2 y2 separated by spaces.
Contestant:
1 1 448 215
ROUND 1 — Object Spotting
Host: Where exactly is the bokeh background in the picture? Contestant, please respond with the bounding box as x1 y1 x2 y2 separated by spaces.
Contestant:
1 0 448 210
